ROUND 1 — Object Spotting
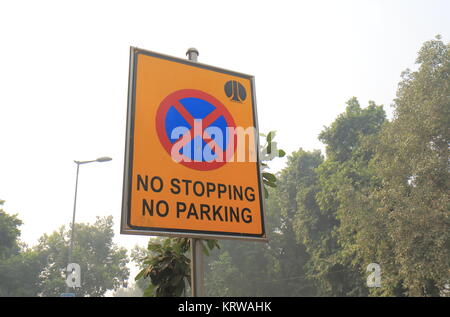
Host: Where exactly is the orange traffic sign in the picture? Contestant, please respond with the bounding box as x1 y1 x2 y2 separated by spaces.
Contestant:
120 47 266 241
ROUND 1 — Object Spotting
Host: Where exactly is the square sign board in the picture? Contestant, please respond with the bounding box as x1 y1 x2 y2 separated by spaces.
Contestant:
121 47 266 241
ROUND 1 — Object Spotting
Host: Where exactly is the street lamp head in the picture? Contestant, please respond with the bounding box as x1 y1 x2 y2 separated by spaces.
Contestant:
96 156 112 162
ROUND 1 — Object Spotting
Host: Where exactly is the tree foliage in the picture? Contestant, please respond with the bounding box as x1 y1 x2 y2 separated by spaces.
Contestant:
35 216 129 297
204 167 317 296
0 200 22 259
366 36 449 296
134 238 191 297
203 36 449 297
0 210 129 297
0 200 44 296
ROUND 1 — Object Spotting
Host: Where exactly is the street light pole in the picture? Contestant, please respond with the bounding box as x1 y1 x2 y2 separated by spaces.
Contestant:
67 162 80 268
65 157 112 294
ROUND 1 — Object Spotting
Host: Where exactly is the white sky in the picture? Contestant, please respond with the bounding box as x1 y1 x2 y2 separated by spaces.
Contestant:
0 0 448 266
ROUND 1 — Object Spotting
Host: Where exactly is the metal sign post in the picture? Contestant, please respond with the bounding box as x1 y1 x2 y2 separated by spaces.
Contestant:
190 236 204 297
186 48 204 297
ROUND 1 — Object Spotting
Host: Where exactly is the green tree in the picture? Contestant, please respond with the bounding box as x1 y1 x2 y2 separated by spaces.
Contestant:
0 200 22 259
133 237 191 297
294 98 386 296
308 36 449 297
0 200 45 296
205 251 239 296
0 249 44 296
319 97 386 163
129 244 153 294
204 150 319 297
35 216 129 297
367 36 450 296
268 149 322 296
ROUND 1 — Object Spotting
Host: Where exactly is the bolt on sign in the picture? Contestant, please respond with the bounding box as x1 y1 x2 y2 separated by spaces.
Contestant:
121 47 266 241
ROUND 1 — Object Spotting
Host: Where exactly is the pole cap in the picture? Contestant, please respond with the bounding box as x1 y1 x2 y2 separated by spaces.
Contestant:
186 47 199 56
186 48 199 61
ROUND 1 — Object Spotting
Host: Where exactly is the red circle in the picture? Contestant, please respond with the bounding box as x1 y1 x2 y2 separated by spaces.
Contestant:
155 89 237 171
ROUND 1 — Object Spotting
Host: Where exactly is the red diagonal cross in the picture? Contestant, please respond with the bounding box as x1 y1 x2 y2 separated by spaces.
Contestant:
171 101 225 160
